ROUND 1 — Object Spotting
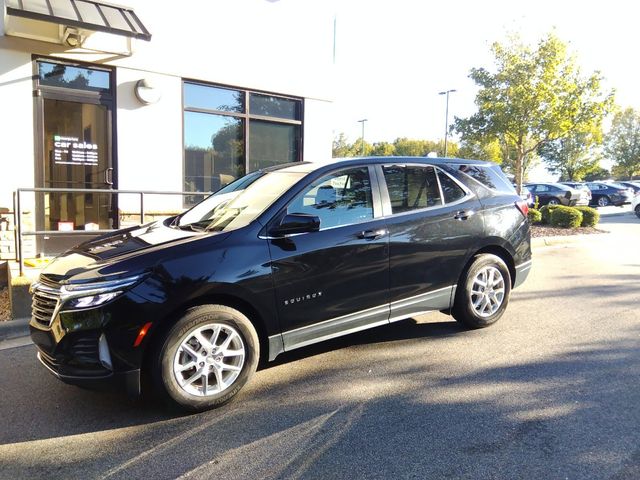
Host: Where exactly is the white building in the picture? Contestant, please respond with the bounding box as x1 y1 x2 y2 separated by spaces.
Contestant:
0 0 334 258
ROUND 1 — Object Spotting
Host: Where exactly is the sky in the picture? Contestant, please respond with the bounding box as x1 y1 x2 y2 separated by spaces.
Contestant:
328 0 640 178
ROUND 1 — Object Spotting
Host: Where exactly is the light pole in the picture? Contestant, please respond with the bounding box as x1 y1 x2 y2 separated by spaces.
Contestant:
357 118 368 156
438 89 456 157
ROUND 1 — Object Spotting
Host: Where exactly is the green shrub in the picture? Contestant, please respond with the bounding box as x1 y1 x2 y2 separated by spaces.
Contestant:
550 206 583 228
574 206 600 227
528 208 542 224
539 204 560 225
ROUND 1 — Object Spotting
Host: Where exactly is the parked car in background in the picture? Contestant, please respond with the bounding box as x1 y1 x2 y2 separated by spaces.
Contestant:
514 184 534 207
632 191 640 219
525 182 581 206
584 182 634 207
559 182 591 206
616 181 640 195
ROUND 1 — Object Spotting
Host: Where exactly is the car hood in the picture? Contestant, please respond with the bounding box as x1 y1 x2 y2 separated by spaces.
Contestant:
40 220 227 282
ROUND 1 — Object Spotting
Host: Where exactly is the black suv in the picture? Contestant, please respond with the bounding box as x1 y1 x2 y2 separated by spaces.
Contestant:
30 158 532 411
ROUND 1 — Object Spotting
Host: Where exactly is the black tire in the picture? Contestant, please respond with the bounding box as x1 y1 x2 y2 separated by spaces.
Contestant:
152 305 259 412
547 198 559 206
635 204 640 219
452 254 512 329
597 196 610 207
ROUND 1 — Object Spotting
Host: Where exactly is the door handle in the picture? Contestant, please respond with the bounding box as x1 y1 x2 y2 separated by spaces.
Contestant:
454 210 474 221
358 229 388 240
105 167 114 186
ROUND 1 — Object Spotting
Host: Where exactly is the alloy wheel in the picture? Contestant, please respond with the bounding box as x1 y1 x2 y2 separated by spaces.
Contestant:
172 323 245 397
470 266 505 318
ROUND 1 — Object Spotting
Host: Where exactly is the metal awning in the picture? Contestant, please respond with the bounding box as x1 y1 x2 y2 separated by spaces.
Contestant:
5 0 151 41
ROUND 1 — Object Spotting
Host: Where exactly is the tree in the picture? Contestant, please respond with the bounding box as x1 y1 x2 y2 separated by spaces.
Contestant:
332 132 354 157
583 166 610 181
371 141 395 156
606 108 640 179
457 138 502 164
454 33 614 193
538 132 602 181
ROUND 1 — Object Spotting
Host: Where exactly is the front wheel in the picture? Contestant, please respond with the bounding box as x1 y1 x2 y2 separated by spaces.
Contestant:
597 196 610 207
547 198 559 206
635 204 640 219
452 254 512 329
152 305 260 412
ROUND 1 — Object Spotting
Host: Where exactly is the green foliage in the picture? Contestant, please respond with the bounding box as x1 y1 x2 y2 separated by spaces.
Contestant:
527 208 542 224
533 196 540 209
573 206 600 227
332 133 372 157
539 204 560 224
454 33 614 194
457 138 502 163
583 166 611 181
331 134 459 158
606 108 640 179
371 141 395 156
538 132 603 181
550 206 583 228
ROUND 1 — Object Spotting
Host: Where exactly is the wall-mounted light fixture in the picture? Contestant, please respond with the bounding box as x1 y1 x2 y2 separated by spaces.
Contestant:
62 27 85 47
134 78 162 105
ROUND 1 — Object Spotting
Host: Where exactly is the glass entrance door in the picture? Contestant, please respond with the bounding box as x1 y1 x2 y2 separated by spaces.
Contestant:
43 98 115 231
34 60 116 255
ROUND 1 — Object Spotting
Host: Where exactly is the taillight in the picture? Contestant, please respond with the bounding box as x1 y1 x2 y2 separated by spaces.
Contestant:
515 200 529 218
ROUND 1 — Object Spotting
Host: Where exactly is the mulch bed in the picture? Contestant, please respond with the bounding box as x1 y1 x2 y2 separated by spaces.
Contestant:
530 225 606 238
0 287 10 321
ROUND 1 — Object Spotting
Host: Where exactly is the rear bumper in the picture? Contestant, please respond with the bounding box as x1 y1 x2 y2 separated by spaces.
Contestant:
513 260 532 289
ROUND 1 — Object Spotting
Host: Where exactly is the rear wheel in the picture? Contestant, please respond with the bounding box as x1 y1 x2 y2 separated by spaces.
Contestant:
152 305 259 412
452 254 512 329
635 204 640 219
597 196 610 207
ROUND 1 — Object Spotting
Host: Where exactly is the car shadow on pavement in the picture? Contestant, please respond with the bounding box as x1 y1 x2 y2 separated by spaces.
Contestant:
2 324 640 480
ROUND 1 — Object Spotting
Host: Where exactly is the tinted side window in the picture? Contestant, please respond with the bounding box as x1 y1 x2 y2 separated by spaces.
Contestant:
456 165 515 192
287 167 373 229
383 165 442 214
437 170 466 203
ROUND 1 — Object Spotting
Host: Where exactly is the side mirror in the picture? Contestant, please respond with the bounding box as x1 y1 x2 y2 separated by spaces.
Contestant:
270 213 320 236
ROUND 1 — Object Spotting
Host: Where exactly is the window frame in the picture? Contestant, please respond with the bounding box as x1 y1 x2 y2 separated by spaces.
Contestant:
272 165 384 234
182 80 304 207
376 163 472 218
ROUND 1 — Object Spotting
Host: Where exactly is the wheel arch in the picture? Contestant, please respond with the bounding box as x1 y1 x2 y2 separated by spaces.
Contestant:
140 291 272 384
464 244 516 288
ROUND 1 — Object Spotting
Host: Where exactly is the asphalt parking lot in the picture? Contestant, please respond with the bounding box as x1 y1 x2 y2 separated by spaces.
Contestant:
0 207 638 479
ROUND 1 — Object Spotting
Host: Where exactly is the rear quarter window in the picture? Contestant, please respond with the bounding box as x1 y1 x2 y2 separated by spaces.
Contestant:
453 164 515 193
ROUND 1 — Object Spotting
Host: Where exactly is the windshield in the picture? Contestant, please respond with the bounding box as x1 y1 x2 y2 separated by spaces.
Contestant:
177 171 305 232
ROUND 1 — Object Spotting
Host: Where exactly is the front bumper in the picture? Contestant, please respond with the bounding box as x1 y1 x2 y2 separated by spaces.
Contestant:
36 349 141 395
28 285 159 396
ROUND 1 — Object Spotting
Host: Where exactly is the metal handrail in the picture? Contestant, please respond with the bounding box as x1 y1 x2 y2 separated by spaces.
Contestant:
14 186 212 275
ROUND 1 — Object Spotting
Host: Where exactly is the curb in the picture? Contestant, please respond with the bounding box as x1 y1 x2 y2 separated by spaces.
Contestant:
531 233 601 248
0 317 30 342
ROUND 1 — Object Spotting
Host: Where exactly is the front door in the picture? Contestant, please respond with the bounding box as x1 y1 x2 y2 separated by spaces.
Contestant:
35 60 116 255
267 166 390 351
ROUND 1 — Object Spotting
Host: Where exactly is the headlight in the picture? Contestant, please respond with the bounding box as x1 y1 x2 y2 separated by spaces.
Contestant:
60 274 145 310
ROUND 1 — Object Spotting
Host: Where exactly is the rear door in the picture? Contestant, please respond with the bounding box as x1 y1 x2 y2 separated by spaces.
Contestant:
267 165 390 350
378 163 484 321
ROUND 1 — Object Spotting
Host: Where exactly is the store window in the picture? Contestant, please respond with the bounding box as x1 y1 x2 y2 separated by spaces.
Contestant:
183 82 303 205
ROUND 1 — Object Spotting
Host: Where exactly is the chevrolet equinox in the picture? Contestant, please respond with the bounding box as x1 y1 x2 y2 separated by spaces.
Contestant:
30 157 532 411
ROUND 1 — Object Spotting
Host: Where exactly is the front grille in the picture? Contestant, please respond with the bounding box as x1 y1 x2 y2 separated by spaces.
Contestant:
32 280 62 327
